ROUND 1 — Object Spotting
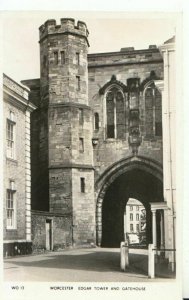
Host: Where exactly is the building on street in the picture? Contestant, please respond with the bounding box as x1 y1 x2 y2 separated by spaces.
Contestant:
3 74 36 256
3 18 176 271
124 198 146 245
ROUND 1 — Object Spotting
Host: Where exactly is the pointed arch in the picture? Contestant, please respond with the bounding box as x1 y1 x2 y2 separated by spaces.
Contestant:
95 155 163 246
99 75 127 95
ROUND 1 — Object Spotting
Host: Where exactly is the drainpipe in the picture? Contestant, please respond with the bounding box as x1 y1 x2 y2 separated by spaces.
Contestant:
165 48 176 271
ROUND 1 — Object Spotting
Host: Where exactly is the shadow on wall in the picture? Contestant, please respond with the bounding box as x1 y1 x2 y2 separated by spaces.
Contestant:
3 242 32 257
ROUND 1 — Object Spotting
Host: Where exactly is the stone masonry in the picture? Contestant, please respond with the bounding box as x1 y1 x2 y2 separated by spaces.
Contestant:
22 18 168 251
24 19 95 247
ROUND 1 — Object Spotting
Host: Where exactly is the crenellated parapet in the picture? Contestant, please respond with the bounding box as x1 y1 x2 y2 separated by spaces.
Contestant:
39 18 89 45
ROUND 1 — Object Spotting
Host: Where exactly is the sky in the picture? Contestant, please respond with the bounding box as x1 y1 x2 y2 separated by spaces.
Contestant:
1 11 179 83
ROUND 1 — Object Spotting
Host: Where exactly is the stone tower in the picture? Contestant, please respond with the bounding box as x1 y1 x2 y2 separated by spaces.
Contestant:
39 18 95 245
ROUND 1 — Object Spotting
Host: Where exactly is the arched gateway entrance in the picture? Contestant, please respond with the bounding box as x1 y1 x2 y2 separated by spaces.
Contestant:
96 156 163 247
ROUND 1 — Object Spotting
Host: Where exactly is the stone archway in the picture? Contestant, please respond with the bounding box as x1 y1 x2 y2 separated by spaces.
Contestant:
95 156 163 247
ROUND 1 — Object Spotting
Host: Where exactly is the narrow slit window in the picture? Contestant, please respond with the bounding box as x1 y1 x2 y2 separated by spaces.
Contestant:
43 55 47 67
79 108 84 125
155 122 162 136
61 51 65 64
116 91 124 139
80 177 85 193
94 113 99 131
54 52 58 65
106 92 114 138
76 52 80 65
79 138 84 153
155 88 162 137
76 76 80 91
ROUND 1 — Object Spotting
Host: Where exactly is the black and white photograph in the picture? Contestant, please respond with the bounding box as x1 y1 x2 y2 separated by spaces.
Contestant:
0 2 188 300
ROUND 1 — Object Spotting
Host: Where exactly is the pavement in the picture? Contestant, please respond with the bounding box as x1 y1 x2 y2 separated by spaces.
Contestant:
4 247 175 282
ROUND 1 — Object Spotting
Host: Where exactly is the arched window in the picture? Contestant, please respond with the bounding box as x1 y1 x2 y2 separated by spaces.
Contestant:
94 113 99 131
106 87 125 139
145 83 162 137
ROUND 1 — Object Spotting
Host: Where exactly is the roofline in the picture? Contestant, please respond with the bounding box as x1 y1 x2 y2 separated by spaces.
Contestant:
21 78 40 90
88 48 160 58
3 86 37 111
3 73 30 93
88 59 163 69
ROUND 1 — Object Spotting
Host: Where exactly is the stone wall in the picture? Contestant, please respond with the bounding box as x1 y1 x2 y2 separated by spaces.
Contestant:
31 211 72 252
72 168 95 245
39 19 89 106
88 48 164 180
23 20 165 248
21 79 49 211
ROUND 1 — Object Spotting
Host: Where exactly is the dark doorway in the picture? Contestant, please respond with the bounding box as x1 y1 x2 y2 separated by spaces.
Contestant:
101 168 163 247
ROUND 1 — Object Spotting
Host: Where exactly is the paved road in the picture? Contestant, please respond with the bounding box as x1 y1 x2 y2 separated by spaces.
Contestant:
4 247 174 282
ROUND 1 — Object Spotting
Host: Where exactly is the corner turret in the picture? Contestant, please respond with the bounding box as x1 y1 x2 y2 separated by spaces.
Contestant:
39 18 89 44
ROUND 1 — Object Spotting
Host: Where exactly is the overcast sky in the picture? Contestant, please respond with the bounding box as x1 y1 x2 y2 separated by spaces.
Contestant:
1 11 179 83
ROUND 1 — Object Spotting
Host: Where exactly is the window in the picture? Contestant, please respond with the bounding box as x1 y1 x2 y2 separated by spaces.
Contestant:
106 87 125 139
136 206 139 211
130 224 133 232
79 108 84 125
136 214 139 221
43 55 47 67
79 138 84 153
145 84 162 137
61 51 65 64
80 177 85 193
54 52 58 64
136 224 139 232
155 122 162 136
6 180 16 229
154 88 162 136
76 52 80 65
130 205 133 211
76 76 80 91
94 113 99 131
130 213 133 221
7 113 15 159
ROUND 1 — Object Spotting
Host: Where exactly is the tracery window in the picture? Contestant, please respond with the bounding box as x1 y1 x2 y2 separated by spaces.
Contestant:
106 87 125 139
145 83 162 137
